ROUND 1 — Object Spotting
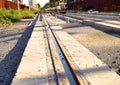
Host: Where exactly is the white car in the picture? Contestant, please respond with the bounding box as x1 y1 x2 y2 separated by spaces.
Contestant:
118 13 120 16
88 9 99 14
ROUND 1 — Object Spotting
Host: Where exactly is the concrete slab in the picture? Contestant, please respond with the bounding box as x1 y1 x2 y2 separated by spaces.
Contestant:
46 15 120 85
104 20 120 25
11 17 54 85
83 20 120 33
95 21 120 29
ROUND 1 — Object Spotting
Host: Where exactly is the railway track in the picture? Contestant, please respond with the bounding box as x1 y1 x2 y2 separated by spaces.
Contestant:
11 14 120 85
54 13 120 34
56 14 120 24
42 15 87 85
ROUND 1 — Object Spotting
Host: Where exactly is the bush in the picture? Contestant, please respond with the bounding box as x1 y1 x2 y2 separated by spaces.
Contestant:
0 9 12 25
20 9 35 19
0 9 35 25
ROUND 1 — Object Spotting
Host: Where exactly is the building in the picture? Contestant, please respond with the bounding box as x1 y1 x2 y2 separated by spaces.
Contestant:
66 0 120 11
0 0 28 9
29 0 38 10
59 2 67 9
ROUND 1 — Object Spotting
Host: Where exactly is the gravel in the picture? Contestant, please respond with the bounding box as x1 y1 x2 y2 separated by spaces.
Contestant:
0 19 35 85
61 22 120 75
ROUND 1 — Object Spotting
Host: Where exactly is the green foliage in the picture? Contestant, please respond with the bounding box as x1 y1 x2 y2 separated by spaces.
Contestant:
0 9 12 25
37 4 41 10
0 9 35 25
20 9 35 19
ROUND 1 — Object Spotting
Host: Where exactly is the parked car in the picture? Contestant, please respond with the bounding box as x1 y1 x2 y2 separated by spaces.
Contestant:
88 9 99 14
118 13 120 16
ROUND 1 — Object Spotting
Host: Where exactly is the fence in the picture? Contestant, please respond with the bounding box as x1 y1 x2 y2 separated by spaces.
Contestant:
0 0 28 9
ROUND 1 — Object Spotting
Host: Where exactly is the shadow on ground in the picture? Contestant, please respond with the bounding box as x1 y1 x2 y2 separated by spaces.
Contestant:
0 16 38 85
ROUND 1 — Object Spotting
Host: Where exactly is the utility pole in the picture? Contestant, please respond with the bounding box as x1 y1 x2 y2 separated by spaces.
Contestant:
17 0 20 10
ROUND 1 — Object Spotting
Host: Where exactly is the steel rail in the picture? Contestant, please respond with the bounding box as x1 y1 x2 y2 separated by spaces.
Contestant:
42 16 59 85
43 15 81 85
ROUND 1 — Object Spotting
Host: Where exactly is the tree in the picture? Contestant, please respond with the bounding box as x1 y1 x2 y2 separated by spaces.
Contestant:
37 4 41 10
67 0 74 3
50 0 60 7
